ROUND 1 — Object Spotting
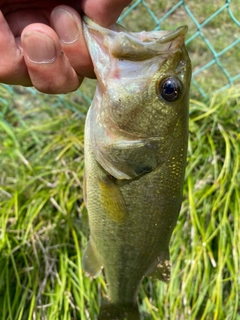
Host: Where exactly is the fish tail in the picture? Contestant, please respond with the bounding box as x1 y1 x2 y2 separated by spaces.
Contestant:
99 302 140 320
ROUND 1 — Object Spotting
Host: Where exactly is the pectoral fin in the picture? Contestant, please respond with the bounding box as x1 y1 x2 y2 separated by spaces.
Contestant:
82 240 102 278
98 175 128 222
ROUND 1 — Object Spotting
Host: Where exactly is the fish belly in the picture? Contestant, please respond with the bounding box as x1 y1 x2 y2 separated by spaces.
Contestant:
83 106 187 305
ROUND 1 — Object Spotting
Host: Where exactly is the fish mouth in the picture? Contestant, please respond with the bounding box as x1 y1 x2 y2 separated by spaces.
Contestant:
83 16 187 61
156 26 188 43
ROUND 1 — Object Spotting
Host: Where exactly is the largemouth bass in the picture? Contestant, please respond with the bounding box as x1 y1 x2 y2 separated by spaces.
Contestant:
83 17 191 319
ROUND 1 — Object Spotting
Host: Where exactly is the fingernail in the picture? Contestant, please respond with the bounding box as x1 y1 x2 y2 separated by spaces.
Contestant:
23 32 56 64
52 8 79 44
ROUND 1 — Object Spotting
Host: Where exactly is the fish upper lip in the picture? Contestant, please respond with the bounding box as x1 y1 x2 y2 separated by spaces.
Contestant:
157 26 188 44
83 15 187 52
83 17 186 64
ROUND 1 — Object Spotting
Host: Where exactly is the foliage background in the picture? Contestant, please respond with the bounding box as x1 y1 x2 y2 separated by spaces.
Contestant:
0 1 239 319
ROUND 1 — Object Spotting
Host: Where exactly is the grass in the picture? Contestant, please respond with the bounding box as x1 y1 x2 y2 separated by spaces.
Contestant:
0 1 240 319
119 0 240 98
0 82 239 319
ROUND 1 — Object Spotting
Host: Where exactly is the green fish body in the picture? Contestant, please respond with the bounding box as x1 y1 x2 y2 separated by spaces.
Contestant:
83 18 191 319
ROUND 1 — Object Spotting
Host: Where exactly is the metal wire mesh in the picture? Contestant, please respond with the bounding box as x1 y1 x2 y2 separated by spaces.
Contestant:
117 0 240 98
0 0 239 105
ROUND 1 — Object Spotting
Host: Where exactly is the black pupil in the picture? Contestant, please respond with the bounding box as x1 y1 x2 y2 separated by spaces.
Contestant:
164 80 176 95
160 77 181 102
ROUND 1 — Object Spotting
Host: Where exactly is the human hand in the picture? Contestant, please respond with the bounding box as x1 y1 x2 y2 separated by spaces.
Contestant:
0 0 132 93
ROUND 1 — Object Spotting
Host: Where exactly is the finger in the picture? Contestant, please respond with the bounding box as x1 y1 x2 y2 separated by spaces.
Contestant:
0 11 30 85
50 5 94 79
81 0 132 27
21 23 81 94
5 8 50 37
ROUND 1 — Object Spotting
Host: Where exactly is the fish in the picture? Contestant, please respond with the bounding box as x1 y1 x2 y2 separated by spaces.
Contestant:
82 17 191 320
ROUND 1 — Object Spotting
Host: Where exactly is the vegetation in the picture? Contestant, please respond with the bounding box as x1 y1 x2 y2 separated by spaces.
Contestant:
0 83 239 319
120 0 240 98
0 1 239 319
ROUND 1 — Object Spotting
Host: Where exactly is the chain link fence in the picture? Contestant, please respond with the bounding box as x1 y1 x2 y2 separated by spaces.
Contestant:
0 0 239 115
118 0 240 99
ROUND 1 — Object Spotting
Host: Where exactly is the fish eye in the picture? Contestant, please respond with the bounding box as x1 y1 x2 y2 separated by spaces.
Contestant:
159 77 182 102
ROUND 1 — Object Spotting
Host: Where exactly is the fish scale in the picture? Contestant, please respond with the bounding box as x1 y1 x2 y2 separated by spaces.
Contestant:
82 17 191 319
